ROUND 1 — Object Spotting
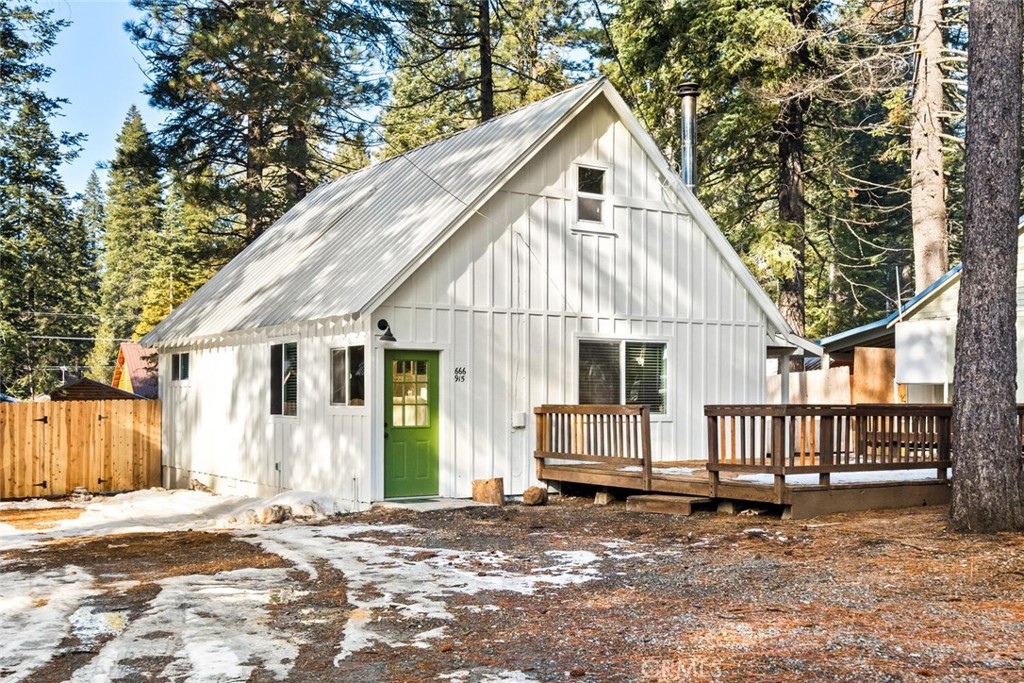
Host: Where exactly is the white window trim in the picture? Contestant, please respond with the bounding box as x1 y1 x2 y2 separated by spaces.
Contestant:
575 333 671 420
329 345 368 411
573 161 614 235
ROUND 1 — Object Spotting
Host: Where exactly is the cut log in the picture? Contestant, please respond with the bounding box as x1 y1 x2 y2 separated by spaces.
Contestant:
472 478 505 506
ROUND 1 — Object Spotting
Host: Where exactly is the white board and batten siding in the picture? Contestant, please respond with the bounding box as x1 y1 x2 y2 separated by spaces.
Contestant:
151 82 783 509
160 317 375 506
374 97 769 499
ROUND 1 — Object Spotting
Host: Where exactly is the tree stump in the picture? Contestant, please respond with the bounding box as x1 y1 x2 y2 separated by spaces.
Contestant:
472 478 505 506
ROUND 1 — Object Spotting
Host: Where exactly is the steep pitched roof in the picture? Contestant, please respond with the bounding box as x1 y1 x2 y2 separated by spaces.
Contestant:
111 343 158 399
143 79 792 346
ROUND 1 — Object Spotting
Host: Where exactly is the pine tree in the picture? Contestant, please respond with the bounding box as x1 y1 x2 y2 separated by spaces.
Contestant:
87 107 162 382
1 100 90 395
380 0 585 156
603 0 916 338
135 181 219 338
128 0 394 246
949 0 1024 532
0 2 89 396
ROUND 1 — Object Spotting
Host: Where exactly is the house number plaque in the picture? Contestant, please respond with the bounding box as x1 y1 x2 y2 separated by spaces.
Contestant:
454 367 467 383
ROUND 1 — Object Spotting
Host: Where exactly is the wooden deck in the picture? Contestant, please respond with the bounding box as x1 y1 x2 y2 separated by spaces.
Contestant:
534 404 954 519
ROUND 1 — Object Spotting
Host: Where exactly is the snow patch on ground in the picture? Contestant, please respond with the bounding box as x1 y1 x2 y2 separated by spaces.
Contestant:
0 489 349 551
0 566 99 682
241 524 602 663
68 568 303 683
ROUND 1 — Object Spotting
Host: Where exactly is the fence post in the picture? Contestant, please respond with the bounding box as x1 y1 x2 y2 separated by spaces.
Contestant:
771 414 786 472
706 411 720 498
640 406 652 492
819 412 834 487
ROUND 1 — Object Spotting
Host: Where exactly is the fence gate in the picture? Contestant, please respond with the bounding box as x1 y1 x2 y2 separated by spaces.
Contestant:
0 400 161 499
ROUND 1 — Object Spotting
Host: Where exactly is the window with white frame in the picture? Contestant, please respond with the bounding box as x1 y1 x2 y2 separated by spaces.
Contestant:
171 352 190 381
330 345 365 406
578 340 666 413
270 342 298 416
576 165 606 224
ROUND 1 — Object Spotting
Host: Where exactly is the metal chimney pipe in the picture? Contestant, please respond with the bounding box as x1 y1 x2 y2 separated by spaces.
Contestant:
675 82 699 193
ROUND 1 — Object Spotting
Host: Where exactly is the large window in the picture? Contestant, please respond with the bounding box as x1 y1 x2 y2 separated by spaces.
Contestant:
576 166 605 223
331 345 365 406
171 352 190 381
579 340 666 413
270 342 298 416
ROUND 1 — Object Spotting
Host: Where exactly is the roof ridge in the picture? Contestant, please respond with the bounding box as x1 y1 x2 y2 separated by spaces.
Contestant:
320 79 604 194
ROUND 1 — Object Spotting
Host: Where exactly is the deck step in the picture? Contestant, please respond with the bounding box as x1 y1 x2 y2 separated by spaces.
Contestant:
626 494 713 516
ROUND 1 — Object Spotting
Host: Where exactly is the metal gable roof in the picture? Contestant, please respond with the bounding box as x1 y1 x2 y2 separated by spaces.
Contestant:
142 80 603 346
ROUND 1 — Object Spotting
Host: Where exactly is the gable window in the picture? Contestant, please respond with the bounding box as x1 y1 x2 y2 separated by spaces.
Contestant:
579 339 666 413
331 345 365 406
270 342 298 416
576 166 605 223
171 352 190 381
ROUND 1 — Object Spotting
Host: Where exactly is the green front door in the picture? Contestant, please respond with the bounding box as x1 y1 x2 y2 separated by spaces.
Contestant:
384 350 440 498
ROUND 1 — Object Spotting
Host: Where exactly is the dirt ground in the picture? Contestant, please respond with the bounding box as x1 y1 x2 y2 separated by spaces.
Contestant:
4 494 1024 682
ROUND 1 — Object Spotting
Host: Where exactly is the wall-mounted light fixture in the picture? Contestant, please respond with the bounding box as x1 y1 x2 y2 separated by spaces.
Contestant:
376 319 397 343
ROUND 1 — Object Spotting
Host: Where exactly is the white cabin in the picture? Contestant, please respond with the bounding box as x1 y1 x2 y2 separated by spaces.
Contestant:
141 79 802 509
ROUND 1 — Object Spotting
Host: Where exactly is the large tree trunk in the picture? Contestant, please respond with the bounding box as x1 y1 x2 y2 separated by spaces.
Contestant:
949 0 1024 532
245 114 269 243
777 94 808 337
478 0 494 121
285 119 309 206
910 0 949 292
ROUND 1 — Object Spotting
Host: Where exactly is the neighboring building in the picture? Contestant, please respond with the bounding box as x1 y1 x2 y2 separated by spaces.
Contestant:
141 79 806 509
111 343 158 399
49 377 144 402
820 220 1024 403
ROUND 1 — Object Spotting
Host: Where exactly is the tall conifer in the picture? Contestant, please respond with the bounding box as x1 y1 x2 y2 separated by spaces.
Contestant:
87 106 162 382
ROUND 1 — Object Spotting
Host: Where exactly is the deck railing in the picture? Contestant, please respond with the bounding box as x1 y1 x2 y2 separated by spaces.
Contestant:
704 404 968 484
534 404 652 489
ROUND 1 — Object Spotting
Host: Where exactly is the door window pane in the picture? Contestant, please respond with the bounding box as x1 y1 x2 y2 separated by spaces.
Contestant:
391 358 430 427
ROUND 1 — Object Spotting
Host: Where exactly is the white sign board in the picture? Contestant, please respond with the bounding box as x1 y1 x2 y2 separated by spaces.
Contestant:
895 320 954 384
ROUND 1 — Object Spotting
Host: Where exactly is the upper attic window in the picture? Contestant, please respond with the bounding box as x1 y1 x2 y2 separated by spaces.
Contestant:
576 166 605 224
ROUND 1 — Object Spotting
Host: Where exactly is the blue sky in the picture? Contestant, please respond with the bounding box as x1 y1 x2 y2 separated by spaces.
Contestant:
40 0 163 197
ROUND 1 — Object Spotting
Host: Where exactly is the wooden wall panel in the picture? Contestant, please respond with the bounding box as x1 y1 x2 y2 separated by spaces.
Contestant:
0 400 161 499
853 347 898 404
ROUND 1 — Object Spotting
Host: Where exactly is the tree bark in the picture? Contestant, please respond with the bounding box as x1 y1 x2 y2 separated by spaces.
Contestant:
949 0 1024 532
285 119 309 206
777 94 809 338
478 0 494 121
910 0 949 292
245 114 269 243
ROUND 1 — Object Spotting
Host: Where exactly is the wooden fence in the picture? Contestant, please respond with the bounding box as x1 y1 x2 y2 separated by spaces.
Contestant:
0 400 161 499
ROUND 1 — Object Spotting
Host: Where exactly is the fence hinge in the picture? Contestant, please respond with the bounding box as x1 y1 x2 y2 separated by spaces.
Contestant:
33 480 47 489
97 477 109 485
97 414 107 421
33 415 48 424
